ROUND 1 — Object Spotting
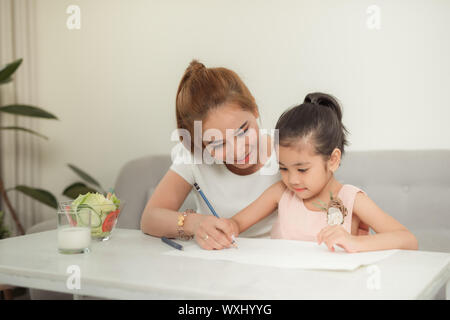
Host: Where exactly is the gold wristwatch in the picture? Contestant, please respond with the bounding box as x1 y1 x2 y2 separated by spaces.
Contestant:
177 209 195 241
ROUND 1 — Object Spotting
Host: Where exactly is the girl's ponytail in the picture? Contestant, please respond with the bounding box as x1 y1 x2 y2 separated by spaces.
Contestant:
276 92 349 157
304 92 343 122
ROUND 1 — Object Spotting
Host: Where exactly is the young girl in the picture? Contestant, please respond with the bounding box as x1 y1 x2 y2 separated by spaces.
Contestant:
228 93 418 252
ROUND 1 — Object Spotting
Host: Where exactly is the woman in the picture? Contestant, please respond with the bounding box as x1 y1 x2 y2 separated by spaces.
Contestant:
140 60 280 250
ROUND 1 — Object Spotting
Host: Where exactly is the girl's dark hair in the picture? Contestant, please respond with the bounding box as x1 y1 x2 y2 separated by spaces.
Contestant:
275 92 349 158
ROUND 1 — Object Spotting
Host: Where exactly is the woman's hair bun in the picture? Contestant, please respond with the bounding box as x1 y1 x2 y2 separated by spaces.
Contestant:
304 92 343 121
187 59 206 74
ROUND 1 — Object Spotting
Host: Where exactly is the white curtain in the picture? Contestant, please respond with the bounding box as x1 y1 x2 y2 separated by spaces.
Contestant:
0 0 43 236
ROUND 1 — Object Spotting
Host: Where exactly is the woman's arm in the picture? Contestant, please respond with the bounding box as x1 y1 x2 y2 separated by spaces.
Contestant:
317 192 418 252
140 170 234 250
140 170 193 238
231 181 285 234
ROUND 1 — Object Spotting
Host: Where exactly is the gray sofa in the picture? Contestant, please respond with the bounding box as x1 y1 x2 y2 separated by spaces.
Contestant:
26 150 450 299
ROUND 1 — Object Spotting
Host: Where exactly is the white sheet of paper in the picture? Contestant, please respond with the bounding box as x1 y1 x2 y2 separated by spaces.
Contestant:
163 238 398 271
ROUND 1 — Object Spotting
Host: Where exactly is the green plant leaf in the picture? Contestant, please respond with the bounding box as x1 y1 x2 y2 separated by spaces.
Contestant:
0 58 22 84
63 182 99 199
0 78 12 85
0 105 58 119
67 164 103 189
0 210 9 239
0 126 49 140
14 185 58 209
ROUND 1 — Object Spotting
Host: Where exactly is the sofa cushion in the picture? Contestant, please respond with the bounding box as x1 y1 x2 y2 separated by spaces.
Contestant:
336 150 450 252
26 218 56 234
114 155 172 230
410 228 450 253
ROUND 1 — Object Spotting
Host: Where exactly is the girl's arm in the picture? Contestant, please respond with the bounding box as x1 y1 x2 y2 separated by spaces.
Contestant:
140 170 234 250
351 192 418 251
231 181 285 234
318 192 418 252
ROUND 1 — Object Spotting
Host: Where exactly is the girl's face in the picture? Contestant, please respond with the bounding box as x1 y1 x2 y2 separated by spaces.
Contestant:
277 139 339 200
202 103 260 170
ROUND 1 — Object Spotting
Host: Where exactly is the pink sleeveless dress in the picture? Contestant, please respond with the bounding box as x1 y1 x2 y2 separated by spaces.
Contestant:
271 184 369 241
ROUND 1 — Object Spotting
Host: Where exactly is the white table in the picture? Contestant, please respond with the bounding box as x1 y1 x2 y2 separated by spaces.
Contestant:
0 228 449 300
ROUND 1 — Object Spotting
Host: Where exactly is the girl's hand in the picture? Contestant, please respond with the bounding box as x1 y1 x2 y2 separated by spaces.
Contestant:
317 225 359 253
189 215 236 250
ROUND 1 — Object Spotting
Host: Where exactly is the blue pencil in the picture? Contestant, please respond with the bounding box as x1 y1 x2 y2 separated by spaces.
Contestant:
161 236 183 250
193 182 238 248
193 183 219 218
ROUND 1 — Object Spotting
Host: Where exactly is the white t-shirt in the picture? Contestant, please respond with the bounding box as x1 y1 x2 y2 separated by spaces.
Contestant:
169 141 280 238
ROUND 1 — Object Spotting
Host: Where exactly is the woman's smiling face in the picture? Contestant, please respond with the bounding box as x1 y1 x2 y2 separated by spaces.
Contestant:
202 103 260 170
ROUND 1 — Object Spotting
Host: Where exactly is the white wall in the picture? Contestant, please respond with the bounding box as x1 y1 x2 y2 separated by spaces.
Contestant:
33 0 450 220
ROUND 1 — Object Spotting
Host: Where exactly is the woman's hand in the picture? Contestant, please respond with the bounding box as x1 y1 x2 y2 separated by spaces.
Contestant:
317 225 359 253
187 215 237 250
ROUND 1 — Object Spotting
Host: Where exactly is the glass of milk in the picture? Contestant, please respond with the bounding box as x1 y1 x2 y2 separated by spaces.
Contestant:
57 208 91 254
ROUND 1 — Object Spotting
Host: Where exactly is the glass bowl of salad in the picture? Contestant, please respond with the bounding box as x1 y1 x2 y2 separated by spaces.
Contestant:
60 192 124 241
